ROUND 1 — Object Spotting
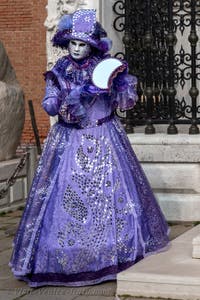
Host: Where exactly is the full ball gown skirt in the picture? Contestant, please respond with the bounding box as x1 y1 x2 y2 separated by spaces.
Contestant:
9 55 169 287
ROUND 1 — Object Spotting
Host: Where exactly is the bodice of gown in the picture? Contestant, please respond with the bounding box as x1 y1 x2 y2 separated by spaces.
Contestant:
42 54 138 127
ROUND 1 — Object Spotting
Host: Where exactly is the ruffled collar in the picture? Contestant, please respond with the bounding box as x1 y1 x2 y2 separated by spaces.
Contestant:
68 55 92 69
62 55 100 85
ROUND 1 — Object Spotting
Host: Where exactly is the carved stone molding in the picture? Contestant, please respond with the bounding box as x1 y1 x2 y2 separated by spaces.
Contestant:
45 0 91 69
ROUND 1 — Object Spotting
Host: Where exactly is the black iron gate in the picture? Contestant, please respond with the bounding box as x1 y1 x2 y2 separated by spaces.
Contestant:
113 0 200 134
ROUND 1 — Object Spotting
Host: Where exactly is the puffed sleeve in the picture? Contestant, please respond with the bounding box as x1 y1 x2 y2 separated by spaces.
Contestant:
111 69 138 111
42 72 61 116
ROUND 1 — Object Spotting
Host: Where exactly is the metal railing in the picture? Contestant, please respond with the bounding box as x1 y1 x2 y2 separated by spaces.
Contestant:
113 0 200 134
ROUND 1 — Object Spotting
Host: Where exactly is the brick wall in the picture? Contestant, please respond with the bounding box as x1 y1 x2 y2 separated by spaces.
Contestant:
0 0 49 144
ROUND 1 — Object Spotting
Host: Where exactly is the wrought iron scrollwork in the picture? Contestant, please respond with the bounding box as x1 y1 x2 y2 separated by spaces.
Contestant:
113 0 200 134
113 0 125 32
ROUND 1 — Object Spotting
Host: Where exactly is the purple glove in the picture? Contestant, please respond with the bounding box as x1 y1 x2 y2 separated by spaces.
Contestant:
58 85 86 120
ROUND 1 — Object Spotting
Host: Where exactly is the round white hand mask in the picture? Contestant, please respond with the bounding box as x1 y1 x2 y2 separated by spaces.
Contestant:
68 40 91 60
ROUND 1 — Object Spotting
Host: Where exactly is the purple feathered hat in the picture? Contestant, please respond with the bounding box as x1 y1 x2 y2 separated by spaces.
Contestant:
52 9 112 53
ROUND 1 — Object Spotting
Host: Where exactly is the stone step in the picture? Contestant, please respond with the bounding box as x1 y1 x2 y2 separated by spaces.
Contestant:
117 224 200 300
156 193 200 221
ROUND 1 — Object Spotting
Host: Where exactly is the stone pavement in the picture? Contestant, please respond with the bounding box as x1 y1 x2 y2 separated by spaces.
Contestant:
0 210 194 300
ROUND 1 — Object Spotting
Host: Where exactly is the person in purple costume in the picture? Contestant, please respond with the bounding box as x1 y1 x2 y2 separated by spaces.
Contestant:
9 9 170 287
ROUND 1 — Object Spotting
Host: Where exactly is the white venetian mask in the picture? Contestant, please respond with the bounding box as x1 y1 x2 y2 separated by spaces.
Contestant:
68 40 91 60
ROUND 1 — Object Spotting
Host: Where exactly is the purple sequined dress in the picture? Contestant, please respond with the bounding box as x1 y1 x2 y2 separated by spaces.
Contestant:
9 54 169 287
